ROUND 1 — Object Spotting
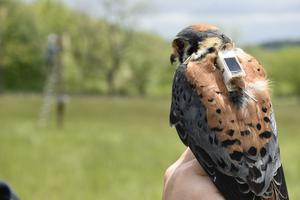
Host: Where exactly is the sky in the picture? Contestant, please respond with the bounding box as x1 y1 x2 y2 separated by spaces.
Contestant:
65 0 300 44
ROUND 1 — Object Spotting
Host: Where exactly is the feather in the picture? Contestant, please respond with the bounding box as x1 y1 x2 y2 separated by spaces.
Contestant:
169 24 289 200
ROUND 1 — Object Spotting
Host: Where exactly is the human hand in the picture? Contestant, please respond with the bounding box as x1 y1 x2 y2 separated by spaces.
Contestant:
163 148 224 200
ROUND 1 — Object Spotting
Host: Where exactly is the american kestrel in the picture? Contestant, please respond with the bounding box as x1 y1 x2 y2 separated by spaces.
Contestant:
169 24 289 200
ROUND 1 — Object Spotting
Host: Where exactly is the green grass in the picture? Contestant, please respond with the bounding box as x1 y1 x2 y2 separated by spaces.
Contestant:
0 95 299 199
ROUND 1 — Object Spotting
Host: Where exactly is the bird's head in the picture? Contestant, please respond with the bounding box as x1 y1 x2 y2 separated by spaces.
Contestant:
170 24 269 106
170 24 232 65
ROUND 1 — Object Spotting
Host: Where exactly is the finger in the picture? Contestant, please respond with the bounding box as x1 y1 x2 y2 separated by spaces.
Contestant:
178 148 195 164
189 159 208 176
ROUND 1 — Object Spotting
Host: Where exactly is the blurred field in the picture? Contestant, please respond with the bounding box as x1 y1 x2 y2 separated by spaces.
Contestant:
0 94 299 200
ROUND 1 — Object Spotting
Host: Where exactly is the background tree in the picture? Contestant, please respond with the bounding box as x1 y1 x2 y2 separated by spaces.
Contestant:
0 1 8 93
0 0 44 91
97 0 150 95
127 33 170 96
0 0 298 97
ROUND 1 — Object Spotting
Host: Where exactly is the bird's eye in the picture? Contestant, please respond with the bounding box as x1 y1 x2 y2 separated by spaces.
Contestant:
174 38 185 50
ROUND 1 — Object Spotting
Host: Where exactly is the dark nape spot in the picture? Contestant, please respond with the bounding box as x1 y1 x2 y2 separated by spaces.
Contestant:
240 130 250 136
262 107 268 113
256 123 262 130
260 147 267 157
217 158 227 169
226 129 235 136
264 117 270 123
216 108 221 114
229 91 244 107
211 127 224 132
208 98 214 102
259 131 272 139
230 151 243 161
248 147 257 156
209 136 213 144
221 139 241 147
230 163 239 173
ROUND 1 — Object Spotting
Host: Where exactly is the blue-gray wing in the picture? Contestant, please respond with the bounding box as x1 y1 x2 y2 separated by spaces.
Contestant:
169 65 289 200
